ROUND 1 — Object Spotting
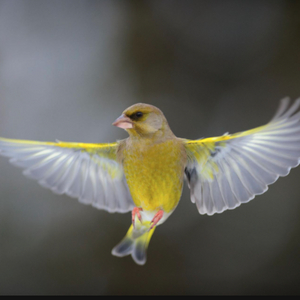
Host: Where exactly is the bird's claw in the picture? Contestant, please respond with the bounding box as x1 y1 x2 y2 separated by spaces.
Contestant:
132 207 143 228
149 210 164 231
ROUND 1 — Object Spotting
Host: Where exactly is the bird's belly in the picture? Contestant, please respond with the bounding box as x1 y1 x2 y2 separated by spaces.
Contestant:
123 142 184 213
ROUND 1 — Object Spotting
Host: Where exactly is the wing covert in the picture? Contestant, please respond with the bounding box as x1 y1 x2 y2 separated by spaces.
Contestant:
184 98 300 215
0 138 134 213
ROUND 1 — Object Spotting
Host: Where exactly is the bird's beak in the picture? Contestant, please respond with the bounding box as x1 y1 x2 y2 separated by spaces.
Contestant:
112 114 133 129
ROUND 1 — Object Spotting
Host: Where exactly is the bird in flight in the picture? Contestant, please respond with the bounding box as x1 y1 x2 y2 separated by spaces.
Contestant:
0 98 300 265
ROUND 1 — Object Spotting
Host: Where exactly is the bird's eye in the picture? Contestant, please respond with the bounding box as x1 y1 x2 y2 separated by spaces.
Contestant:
135 112 143 118
130 111 144 120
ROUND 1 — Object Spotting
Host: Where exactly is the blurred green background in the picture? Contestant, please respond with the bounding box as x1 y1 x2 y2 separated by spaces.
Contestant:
1 0 300 295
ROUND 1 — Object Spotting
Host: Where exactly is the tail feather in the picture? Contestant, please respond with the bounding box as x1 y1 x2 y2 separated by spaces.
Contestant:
112 222 155 265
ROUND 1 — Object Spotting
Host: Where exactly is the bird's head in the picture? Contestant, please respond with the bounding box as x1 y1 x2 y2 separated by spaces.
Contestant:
112 103 174 139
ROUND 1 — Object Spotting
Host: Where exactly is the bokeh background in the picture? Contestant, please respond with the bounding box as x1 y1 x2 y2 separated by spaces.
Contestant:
1 0 300 295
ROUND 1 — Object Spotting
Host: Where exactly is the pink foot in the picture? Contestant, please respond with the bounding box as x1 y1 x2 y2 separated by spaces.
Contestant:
150 210 164 230
132 207 143 228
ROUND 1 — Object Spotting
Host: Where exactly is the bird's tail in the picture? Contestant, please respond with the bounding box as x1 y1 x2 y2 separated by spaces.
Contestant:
111 221 155 265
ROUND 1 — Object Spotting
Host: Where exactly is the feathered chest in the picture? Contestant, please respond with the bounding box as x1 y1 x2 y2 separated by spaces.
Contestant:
121 139 186 212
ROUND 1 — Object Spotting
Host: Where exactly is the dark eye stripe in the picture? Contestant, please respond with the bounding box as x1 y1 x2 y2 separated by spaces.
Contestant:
130 111 144 120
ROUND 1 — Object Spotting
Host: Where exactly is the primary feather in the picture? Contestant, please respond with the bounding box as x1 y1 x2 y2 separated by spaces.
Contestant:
0 138 134 213
184 98 300 215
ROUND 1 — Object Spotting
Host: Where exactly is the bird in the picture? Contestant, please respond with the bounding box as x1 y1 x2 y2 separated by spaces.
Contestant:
1 98 300 265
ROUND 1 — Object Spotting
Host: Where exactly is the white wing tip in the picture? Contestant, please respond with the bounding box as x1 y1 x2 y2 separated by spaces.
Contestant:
271 97 300 121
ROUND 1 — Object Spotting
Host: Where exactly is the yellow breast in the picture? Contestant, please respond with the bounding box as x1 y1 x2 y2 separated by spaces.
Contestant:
122 139 186 213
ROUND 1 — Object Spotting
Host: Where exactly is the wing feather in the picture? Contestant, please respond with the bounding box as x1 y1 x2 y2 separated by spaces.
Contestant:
184 98 300 215
0 137 134 213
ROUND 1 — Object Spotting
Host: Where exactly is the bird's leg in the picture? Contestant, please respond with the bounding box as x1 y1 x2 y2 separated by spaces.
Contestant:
149 209 164 230
132 207 143 228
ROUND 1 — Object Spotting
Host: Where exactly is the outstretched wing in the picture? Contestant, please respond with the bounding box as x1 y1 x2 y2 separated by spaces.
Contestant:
0 138 134 213
184 98 300 215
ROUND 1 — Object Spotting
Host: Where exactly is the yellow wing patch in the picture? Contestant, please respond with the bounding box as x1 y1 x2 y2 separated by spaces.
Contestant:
184 124 269 181
0 137 134 213
184 98 300 215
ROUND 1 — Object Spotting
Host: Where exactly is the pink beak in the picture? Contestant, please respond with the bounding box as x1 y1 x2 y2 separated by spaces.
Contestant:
112 114 133 129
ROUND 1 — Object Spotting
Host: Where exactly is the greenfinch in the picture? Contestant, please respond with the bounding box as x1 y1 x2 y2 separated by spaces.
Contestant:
1 98 300 265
